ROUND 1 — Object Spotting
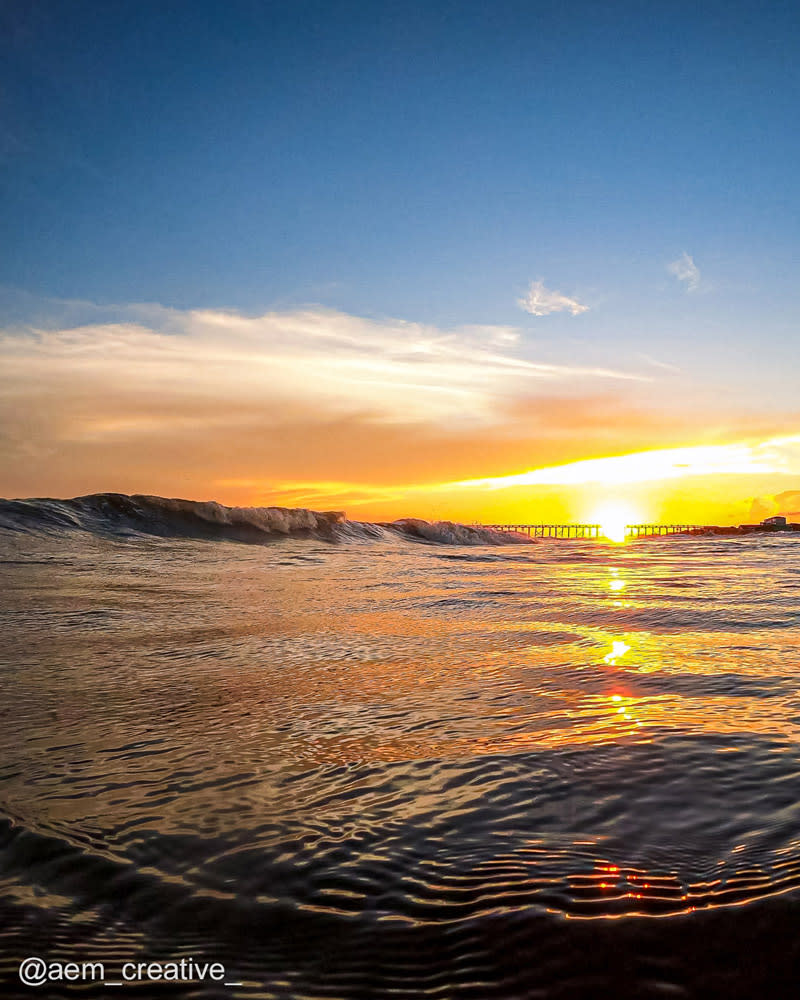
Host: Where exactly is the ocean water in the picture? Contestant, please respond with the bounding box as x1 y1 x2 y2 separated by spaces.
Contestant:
2 497 800 998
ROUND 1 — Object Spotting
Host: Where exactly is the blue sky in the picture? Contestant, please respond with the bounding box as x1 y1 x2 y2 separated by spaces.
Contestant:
3 0 799 319
2 0 800 517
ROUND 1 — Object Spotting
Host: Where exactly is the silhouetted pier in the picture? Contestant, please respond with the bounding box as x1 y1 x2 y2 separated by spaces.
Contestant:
487 523 602 538
487 523 704 539
626 523 703 537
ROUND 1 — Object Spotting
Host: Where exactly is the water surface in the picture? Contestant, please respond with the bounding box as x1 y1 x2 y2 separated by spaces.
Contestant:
2 521 800 997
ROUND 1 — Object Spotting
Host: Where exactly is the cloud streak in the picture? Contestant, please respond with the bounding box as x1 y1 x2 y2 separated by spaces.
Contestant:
0 304 647 431
0 301 660 502
450 434 800 490
517 280 588 317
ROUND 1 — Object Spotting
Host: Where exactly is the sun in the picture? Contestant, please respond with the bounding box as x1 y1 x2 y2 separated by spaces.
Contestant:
591 501 639 543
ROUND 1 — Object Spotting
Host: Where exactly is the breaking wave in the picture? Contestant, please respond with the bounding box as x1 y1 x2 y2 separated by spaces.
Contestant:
0 493 529 547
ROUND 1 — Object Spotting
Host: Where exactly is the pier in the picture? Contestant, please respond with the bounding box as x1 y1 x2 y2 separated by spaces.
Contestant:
626 523 703 537
487 523 602 538
486 523 704 539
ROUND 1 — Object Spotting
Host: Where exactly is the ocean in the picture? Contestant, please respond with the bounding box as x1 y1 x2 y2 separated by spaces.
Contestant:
2 495 800 998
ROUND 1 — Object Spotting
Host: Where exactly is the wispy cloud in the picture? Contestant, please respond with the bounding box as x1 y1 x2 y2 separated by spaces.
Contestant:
635 353 682 374
668 252 701 292
517 280 588 317
0 304 647 432
0 302 660 499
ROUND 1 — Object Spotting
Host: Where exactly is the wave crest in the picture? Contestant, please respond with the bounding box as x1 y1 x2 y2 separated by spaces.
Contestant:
0 493 531 547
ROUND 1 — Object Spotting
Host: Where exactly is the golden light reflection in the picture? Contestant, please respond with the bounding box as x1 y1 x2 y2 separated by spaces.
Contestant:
606 693 642 727
566 864 689 909
603 640 631 665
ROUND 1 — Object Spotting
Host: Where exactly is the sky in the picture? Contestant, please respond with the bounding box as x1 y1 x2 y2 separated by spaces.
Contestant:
2 0 800 525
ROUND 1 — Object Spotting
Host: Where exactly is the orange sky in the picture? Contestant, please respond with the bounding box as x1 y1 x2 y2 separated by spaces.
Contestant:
2 303 799 526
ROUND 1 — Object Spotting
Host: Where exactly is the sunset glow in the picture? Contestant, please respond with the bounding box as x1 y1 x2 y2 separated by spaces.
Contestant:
593 503 637 542
1 6 799 531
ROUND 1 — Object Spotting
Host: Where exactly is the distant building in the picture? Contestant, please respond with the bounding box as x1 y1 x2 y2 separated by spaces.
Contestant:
762 515 787 526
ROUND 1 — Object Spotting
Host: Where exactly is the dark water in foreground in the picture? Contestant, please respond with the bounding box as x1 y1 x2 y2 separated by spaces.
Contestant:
2 520 800 997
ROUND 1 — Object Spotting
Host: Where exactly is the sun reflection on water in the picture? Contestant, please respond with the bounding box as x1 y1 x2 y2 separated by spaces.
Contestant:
603 640 631 665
